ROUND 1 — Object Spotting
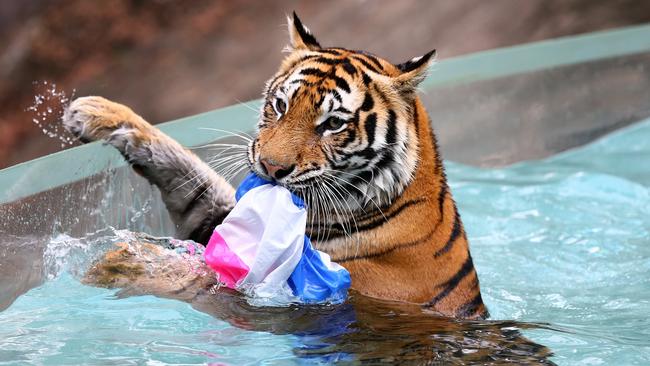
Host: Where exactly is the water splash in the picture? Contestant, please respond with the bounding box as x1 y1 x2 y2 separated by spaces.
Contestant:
26 80 77 149
42 227 128 280
39 225 304 308
40 227 214 284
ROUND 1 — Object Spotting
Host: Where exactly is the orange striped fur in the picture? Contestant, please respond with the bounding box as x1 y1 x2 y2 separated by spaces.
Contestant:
247 14 487 318
64 13 487 319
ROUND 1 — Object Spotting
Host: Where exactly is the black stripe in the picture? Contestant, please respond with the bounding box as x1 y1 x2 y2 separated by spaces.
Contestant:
351 56 380 73
289 79 312 86
353 198 425 233
267 55 318 91
313 92 326 110
362 54 384 71
434 148 444 176
361 73 372 86
299 67 350 94
331 89 342 103
361 92 374 111
373 84 389 105
334 76 351 93
372 151 392 173
320 48 343 55
300 68 327 77
425 255 475 307
366 111 397 173
292 12 321 48
262 109 274 120
341 62 357 76
434 207 461 257
356 147 376 161
364 113 377 148
267 73 288 93
429 123 444 177
320 197 426 238
349 169 373 187
315 57 341 65
437 184 447 217
339 111 360 146
412 101 420 135
456 293 485 318
372 111 399 170
337 225 435 262
353 200 393 222
385 110 397 145
339 121 357 147
397 50 436 73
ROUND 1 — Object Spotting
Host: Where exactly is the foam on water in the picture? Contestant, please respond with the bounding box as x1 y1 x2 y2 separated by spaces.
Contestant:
0 117 649 364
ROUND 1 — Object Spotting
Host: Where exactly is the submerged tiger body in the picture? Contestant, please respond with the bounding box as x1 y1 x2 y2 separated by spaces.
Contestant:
64 13 486 319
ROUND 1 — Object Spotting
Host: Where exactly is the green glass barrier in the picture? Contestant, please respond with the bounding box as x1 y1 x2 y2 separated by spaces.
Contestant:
1 23 649 204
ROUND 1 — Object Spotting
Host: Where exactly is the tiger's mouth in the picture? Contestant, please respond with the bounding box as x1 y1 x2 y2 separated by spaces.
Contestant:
245 139 376 220
249 160 341 196
250 161 326 191
246 140 324 189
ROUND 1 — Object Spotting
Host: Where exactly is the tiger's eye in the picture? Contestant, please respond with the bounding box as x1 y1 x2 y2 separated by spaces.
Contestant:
325 117 345 131
274 98 286 115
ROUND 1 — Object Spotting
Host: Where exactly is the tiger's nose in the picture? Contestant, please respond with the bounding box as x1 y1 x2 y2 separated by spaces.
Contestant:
260 159 295 180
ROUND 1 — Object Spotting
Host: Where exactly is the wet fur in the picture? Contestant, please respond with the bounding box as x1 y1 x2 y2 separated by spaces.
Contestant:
63 97 235 243
65 14 486 319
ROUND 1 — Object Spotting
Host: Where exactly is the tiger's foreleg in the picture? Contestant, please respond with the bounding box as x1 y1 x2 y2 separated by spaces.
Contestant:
63 96 235 243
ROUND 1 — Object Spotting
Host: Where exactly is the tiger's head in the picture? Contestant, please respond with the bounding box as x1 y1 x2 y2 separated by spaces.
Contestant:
248 13 435 210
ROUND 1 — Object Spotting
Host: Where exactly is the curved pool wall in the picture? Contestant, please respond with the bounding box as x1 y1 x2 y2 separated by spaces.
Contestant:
1 24 650 311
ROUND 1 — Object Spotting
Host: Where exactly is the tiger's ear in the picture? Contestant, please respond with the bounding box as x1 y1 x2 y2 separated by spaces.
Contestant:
287 12 321 51
393 50 436 94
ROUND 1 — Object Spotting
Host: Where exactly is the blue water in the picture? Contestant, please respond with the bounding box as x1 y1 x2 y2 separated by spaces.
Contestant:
0 273 297 365
451 117 650 365
1 118 649 365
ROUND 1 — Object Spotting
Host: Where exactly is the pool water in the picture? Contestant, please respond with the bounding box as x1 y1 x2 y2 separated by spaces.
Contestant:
452 117 650 365
1 117 649 365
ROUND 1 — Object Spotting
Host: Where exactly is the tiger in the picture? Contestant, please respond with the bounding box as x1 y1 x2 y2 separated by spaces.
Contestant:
63 12 488 320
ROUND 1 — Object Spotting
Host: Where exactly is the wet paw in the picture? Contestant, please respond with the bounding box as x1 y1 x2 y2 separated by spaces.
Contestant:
83 240 217 300
62 96 146 144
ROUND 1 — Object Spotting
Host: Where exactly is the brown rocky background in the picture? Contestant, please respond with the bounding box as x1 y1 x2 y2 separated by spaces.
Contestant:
1 0 649 169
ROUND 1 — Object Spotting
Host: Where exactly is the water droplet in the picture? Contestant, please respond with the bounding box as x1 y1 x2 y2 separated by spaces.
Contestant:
29 82 77 147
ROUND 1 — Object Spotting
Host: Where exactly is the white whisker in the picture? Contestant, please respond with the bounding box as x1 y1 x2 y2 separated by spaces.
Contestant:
198 127 253 143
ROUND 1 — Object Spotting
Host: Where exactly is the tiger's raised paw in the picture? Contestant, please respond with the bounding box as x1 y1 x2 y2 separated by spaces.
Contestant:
62 96 152 149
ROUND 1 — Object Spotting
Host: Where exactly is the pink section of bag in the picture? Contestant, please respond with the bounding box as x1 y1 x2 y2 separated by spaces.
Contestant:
204 230 250 288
